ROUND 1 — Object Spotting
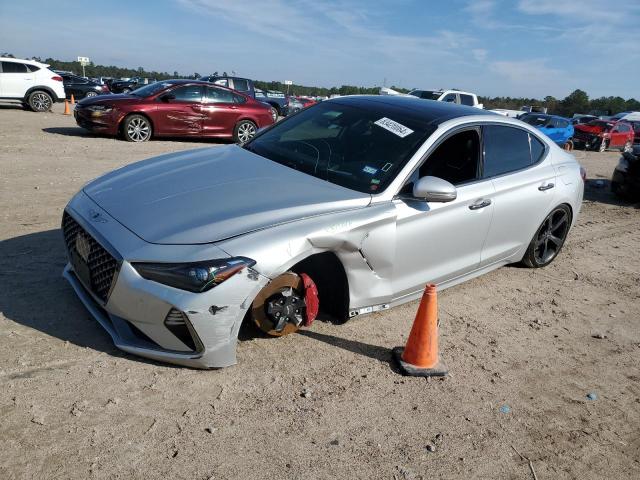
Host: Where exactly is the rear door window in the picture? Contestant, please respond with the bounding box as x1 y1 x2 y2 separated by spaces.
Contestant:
483 125 537 178
1 61 28 73
26 64 41 72
170 85 203 103
460 94 474 106
231 78 250 92
205 86 235 104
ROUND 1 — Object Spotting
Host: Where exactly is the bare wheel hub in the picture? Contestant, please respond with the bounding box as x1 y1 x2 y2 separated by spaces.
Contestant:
252 273 306 336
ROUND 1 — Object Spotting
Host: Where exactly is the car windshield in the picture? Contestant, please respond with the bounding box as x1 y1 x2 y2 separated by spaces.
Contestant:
244 101 434 193
522 115 553 127
130 82 173 97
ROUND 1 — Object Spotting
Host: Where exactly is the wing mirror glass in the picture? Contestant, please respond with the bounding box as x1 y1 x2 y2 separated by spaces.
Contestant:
412 176 457 202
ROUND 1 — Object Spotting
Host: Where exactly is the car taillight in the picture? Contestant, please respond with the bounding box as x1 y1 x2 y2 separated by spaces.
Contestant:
579 166 587 182
52 76 63 82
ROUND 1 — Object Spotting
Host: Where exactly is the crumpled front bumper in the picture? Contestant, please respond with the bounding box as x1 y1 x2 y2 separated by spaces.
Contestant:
62 192 269 368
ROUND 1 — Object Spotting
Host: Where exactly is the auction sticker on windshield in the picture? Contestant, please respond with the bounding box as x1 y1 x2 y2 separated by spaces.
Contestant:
374 117 414 138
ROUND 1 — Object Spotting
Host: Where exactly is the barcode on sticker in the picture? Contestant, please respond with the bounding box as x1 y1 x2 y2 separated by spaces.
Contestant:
374 117 414 138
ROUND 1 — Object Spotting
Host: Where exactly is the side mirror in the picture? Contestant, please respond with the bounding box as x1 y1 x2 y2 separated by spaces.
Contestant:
412 176 457 202
160 93 175 102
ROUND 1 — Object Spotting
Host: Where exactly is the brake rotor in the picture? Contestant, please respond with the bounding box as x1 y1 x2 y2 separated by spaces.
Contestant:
252 273 306 336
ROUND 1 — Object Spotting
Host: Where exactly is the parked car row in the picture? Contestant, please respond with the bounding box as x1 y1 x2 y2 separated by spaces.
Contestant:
74 80 275 143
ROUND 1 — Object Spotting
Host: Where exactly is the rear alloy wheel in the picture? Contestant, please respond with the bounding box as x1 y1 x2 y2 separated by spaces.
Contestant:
85 91 98 98
598 139 608 152
233 120 257 143
28 91 52 112
122 88 132 94
522 205 571 268
623 140 633 153
123 114 152 142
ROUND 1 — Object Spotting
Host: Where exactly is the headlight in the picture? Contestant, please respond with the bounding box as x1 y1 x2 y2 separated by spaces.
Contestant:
87 105 113 113
132 257 256 293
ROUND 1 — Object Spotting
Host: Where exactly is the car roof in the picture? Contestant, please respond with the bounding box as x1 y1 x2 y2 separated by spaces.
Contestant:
328 95 493 126
0 57 45 66
523 113 570 121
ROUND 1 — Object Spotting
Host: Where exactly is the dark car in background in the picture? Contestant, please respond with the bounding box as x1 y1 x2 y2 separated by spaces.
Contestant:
611 145 640 200
73 80 274 143
200 75 288 117
520 113 574 148
571 114 598 125
573 120 634 152
59 74 110 99
109 77 148 94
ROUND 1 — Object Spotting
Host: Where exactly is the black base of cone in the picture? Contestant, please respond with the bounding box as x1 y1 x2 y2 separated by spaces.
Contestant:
392 347 448 377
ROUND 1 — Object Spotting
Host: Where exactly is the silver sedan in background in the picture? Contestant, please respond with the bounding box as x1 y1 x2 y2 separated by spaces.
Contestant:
62 95 584 368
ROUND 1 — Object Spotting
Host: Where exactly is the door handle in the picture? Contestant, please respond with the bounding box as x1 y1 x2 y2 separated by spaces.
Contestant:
538 183 555 191
469 199 491 210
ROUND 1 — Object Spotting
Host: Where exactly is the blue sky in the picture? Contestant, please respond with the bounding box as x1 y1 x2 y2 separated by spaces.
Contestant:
1 0 639 98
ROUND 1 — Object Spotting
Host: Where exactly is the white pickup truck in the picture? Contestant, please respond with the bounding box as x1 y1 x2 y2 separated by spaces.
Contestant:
407 88 484 109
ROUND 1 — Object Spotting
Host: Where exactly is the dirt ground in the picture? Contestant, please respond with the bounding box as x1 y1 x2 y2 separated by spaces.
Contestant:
1 102 639 480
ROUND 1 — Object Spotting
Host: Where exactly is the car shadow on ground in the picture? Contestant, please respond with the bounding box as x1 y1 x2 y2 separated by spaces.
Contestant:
583 178 639 208
42 127 102 138
0 104 27 110
297 330 396 369
0 229 172 366
42 127 234 145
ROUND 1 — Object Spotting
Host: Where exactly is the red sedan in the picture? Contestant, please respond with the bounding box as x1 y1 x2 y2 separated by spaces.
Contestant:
74 80 275 142
573 119 634 152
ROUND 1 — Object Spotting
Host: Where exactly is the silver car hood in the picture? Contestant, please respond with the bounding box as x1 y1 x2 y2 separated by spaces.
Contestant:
83 145 371 245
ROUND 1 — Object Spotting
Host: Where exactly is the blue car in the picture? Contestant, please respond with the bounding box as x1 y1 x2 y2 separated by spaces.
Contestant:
520 114 574 147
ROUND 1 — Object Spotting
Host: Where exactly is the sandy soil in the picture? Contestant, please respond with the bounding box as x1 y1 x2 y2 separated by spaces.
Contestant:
1 103 639 480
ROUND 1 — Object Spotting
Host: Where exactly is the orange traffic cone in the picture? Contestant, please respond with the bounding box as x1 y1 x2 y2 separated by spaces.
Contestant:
392 284 447 377
63 100 70 115
70 94 75 105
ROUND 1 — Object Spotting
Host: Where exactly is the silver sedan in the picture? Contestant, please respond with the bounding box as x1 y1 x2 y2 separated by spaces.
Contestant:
62 95 584 368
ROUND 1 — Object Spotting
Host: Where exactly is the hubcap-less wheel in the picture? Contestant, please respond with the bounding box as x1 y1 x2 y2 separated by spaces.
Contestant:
599 139 608 152
85 91 98 98
237 122 256 143
533 208 570 265
252 273 306 336
122 88 131 94
623 141 632 153
30 92 51 111
126 117 151 142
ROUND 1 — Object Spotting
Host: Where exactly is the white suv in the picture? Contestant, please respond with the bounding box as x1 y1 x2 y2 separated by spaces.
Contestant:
0 57 66 112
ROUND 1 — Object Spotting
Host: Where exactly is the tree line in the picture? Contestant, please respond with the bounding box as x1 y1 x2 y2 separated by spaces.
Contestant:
4 54 637 116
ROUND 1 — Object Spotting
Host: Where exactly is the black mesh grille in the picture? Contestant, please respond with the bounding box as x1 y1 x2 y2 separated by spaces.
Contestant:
62 211 119 302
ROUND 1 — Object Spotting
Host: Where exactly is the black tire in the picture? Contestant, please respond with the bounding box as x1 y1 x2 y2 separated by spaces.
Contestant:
233 120 257 143
27 90 53 112
521 205 571 268
598 139 608 152
122 114 152 142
